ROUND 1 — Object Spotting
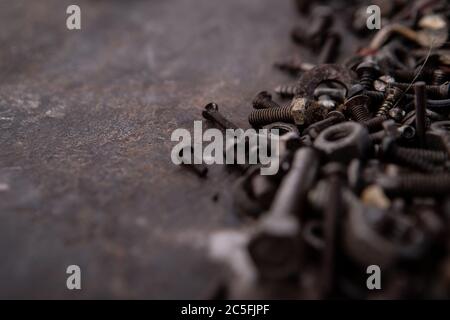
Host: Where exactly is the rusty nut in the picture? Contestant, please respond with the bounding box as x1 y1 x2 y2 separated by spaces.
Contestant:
313 122 371 163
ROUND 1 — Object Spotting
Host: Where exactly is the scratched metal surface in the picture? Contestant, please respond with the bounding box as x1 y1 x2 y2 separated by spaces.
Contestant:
0 0 324 298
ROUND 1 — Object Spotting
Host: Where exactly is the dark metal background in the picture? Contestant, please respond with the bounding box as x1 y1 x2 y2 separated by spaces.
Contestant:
0 0 354 298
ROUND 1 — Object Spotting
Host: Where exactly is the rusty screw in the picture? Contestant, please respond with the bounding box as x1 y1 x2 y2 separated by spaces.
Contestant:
202 102 238 130
344 95 372 123
377 87 404 117
356 60 381 91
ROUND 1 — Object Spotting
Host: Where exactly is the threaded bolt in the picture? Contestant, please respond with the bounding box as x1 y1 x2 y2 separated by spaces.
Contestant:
381 138 440 173
432 70 447 85
249 98 325 128
394 147 447 164
379 174 450 197
249 105 294 127
345 95 371 123
376 87 403 117
356 61 380 91
274 85 297 99
363 115 388 132
390 82 449 99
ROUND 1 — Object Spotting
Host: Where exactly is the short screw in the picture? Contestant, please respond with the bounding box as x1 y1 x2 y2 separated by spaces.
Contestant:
202 103 238 130
376 87 404 117
363 115 389 133
356 60 381 91
344 95 372 123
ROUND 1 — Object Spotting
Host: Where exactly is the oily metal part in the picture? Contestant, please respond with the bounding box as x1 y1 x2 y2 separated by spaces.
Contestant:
295 64 356 99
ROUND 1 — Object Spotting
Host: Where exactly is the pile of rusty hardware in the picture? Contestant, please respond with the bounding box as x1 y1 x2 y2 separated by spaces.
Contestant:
198 0 450 299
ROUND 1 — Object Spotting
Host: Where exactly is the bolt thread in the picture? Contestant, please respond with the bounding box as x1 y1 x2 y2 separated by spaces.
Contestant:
275 85 297 98
365 90 385 103
360 71 376 91
363 115 388 132
249 105 293 127
390 147 440 173
383 174 450 196
376 87 403 117
392 68 434 82
391 82 448 98
432 70 447 86
396 147 447 164
348 104 371 122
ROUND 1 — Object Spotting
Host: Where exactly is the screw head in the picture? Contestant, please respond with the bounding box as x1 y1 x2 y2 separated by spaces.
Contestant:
356 61 380 77
389 107 405 122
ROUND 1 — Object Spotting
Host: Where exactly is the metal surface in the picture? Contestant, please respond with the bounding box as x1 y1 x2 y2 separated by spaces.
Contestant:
0 0 302 298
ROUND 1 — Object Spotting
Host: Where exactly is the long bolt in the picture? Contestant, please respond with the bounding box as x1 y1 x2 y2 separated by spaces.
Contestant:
381 138 439 172
249 104 294 127
249 99 324 128
394 147 447 164
414 82 427 147
320 163 344 298
391 82 449 99
379 174 450 197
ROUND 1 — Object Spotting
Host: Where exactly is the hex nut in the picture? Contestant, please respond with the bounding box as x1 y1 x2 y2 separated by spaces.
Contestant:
290 97 308 125
314 122 371 163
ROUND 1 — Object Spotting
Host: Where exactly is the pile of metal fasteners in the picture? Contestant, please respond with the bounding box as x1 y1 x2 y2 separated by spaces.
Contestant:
201 0 450 299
